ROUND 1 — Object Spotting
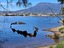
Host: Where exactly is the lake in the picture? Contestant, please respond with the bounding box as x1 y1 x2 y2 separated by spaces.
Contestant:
0 16 62 48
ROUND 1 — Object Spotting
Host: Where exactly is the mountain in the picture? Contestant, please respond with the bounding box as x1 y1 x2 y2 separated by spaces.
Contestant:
0 2 62 16
17 2 62 14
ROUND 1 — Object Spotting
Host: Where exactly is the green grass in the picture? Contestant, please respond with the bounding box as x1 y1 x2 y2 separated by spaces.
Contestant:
55 40 64 48
58 27 64 33
49 46 53 48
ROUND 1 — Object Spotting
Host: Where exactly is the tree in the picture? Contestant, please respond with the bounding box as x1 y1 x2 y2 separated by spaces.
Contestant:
62 7 64 15
58 0 64 27
6 0 29 7
16 0 29 7
0 0 31 11
58 0 64 4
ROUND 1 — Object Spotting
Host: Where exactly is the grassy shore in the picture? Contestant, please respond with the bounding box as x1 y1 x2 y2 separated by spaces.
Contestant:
43 26 64 37
38 26 64 48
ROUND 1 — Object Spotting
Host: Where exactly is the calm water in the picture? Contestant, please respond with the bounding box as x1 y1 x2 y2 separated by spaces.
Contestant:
0 16 62 48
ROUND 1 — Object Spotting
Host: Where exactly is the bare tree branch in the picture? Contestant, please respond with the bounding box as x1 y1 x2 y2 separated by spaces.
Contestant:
0 2 7 10
58 0 64 4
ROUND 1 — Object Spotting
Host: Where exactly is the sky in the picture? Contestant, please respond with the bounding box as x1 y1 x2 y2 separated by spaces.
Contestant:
0 0 59 11
29 0 58 5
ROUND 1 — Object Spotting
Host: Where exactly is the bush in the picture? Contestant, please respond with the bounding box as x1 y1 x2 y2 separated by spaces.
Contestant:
55 41 64 48
59 27 64 33
49 46 53 48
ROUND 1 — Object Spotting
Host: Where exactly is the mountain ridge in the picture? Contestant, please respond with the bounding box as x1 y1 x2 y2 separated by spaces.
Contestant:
17 2 62 14
0 2 62 16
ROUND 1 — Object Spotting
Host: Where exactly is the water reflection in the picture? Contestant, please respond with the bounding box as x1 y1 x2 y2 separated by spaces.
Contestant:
0 16 62 48
10 22 39 37
11 22 26 25
54 38 59 43
46 33 60 43
10 22 60 43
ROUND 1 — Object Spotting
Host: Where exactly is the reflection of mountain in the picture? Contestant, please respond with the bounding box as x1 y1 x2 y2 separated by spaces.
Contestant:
17 2 62 14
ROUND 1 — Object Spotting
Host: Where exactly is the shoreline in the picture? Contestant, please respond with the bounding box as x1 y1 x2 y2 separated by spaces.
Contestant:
37 44 56 48
39 26 64 48
43 26 64 37
0 14 63 16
